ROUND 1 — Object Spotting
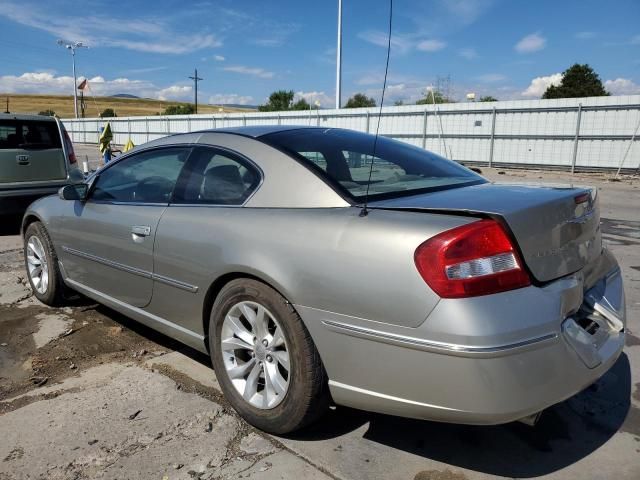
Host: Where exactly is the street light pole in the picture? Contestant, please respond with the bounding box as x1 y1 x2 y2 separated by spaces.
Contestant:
335 0 342 109
57 40 88 119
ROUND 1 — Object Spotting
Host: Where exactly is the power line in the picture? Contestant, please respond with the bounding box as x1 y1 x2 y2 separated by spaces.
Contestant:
188 68 203 114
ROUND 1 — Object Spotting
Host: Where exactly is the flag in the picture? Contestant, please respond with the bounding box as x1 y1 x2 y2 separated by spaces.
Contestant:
77 79 88 90
123 138 135 152
98 122 112 154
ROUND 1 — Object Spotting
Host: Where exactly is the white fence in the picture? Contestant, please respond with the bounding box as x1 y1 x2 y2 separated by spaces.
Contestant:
63 95 640 172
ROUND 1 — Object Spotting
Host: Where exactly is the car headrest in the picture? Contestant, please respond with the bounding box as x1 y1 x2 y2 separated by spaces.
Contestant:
202 165 246 204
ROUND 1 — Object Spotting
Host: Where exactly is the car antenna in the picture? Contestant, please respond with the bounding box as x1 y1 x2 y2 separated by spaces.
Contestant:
360 0 393 218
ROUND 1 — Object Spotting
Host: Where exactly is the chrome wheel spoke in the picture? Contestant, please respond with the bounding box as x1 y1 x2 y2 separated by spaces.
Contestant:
221 336 253 351
228 359 255 379
271 350 290 371
264 362 287 396
271 327 285 348
243 362 262 401
226 313 254 345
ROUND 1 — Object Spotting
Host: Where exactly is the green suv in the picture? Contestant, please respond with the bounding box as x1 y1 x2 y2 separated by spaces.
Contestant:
1 114 83 216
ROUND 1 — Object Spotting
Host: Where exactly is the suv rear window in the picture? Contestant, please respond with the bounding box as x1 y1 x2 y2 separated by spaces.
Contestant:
262 128 485 201
0 120 61 150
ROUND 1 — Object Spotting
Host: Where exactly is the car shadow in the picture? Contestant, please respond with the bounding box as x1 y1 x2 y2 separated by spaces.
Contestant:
285 354 634 478
89 304 634 478
0 215 22 236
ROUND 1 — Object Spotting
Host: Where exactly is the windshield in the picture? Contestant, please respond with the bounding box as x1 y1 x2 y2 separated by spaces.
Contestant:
262 128 486 201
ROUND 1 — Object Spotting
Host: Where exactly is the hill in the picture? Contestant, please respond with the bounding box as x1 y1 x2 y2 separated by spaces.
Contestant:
0 94 254 118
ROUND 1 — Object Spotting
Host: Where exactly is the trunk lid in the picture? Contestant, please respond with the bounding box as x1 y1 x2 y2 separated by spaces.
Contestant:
370 182 601 283
0 118 67 185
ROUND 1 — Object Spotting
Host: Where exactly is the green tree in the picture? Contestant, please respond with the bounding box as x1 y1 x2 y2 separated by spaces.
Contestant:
415 89 453 105
38 109 56 116
394 99 405 106
163 104 196 115
259 90 295 112
292 98 311 110
542 64 608 99
479 96 498 102
99 108 117 118
345 93 376 108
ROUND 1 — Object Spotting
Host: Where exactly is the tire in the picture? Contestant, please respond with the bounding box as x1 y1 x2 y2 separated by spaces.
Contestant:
209 278 329 434
23 221 68 307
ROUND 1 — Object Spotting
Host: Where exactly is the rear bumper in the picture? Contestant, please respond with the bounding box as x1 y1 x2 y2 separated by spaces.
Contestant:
299 257 626 425
0 186 62 215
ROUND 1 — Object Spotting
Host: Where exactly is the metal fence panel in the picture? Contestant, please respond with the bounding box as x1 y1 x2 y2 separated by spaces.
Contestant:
62 95 640 171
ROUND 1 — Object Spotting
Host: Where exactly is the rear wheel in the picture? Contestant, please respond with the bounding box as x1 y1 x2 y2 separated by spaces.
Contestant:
23 222 68 306
209 279 329 434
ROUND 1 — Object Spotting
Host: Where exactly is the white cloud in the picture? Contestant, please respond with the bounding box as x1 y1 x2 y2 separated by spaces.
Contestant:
440 0 495 26
157 85 192 101
521 73 563 97
477 73 507 83
605 78 640 95
0 1 223 54
458 48 478 59
515 32 546 53
208 93 254 105
295 91 333 108
0 71 194 102
213 55 226 61
357 31 414 54
222 65 274 79
416 39 446 52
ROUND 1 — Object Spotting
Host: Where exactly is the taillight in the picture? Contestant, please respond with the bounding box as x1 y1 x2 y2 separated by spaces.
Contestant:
63 129 77 164
414 219 531 298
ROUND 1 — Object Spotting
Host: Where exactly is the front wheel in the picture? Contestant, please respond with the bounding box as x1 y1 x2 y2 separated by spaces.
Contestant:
209 279 329 434
23 221 68 306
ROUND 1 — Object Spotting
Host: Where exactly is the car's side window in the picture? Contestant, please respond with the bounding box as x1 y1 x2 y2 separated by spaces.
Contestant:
91 147 191 204
172 146 260 206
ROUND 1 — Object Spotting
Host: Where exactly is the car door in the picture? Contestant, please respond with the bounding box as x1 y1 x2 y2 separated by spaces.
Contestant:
57 146 192 308
149 146 262 333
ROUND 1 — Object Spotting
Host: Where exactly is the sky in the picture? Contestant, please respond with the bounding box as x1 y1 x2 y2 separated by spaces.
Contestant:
0 0 639 107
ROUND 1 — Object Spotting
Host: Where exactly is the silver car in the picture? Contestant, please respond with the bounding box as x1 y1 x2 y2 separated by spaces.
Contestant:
21 126 626 434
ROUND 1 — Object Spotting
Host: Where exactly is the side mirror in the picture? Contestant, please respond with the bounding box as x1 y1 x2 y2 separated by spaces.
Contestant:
59 184 88 201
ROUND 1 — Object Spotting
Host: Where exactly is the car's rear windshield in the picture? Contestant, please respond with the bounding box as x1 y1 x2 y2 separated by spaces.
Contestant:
0 119 62 150
261 128 486 201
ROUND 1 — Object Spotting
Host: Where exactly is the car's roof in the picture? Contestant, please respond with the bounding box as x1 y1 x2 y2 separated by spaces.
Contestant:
0 113 57 122
198 125 323 138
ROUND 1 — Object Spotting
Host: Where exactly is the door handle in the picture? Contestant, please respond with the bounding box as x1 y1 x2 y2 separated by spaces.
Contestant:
131 225 151 237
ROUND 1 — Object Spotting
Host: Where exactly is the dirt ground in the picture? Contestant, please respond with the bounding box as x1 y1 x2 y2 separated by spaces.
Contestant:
0 165 639 480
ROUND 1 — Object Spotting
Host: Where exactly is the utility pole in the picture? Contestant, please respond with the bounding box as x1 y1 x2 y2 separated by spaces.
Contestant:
4 97 8 114
57 40 88 118
189 69 203 114
335 0 342 109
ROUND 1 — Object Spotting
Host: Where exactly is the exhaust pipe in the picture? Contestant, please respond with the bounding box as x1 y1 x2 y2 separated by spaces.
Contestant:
517 411 543 426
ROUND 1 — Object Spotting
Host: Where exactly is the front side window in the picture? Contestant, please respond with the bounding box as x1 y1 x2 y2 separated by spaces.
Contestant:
172 146 260 205
91 147 190 203
262 128 486 201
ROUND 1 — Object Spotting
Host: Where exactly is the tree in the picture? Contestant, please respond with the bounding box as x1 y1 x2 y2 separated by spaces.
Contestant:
394 100 405 106
100 108 117 118
163 104 196 115
479 96 498 102
415 89 453 105
345 93 376 108
259 90 295 112
292 98 311 110
38 109 56 116
543 64 608 99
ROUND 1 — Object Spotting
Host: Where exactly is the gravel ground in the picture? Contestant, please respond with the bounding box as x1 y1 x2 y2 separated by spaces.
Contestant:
0 159 639 480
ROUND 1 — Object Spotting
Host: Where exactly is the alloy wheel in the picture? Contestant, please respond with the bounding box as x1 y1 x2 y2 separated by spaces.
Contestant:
26 236 49 295
220 301 290 409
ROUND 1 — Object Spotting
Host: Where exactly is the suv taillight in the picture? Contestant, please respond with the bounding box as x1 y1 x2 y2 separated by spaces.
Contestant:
414 219 531 298
63 129 77 164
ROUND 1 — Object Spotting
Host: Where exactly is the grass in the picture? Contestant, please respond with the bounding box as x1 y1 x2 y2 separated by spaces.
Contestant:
0 94 254 119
